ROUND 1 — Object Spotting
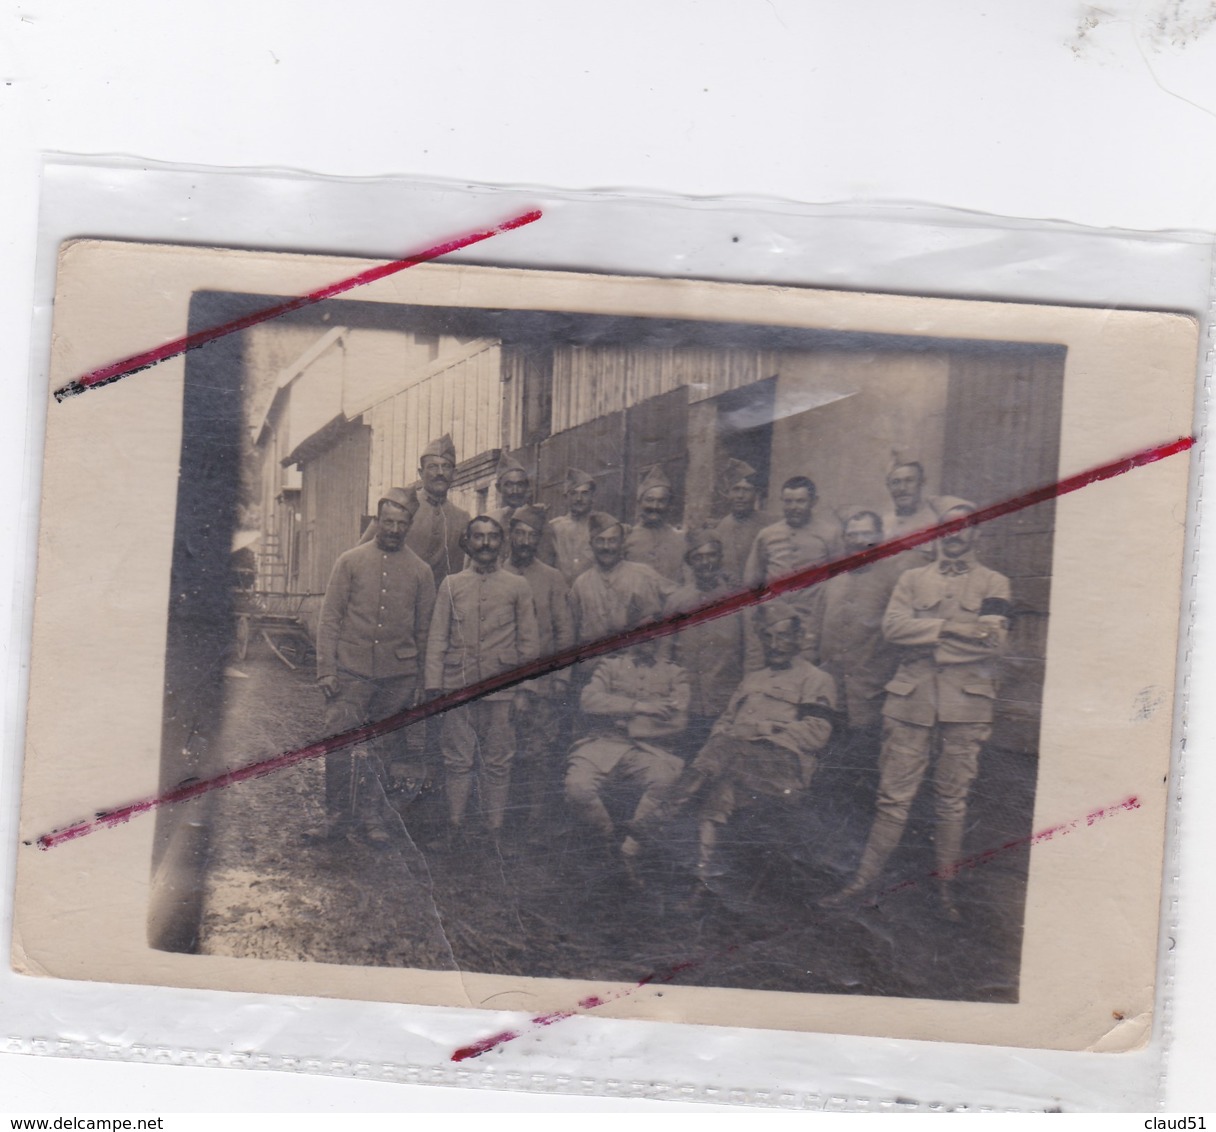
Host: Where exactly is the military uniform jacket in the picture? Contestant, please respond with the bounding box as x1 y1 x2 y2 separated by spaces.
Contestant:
550 511 617 585
807 559 903 729
660 575 745 717
712 511 767 585
488 505 558 568
406 493 472 588
504 557 575 696
745 519 834 592
359 491 471 588
713 657 837 765
425 565 541 699
742 519 834 671
624 523 686 584
317 541 437 682
577 654 691 747
569 560 672 645
881 556 1011 726
880 500 940 565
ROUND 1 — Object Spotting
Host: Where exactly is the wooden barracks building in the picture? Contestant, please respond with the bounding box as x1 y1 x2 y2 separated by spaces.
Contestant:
247 301 1063 754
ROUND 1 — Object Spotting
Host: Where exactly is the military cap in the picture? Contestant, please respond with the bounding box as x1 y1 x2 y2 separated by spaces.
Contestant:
509 503 548 532
684 525 724 556
587 512 626 538
495 449 528 483
636 463 673 501
420 434 457 463
377 486 420 517
721 457 760 490
564 467 595 490
887 449 925 478
933 495 976 517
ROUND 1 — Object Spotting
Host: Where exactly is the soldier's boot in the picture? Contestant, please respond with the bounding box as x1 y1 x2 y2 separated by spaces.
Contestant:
301 817 350 846
482 779 516 855
426 772 473 851
819 813 906 908
695 819 720 879
934 818 966 923
673 822 720 915
362 757 399 848
619 836 645 890
633 768 708 842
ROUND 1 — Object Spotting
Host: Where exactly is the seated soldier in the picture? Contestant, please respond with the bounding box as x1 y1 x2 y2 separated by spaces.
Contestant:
564 631 691 885
656 600 838 893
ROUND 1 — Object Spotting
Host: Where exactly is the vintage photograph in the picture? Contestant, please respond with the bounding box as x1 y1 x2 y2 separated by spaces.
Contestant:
155 285 1063 1005
15 244 1193 1050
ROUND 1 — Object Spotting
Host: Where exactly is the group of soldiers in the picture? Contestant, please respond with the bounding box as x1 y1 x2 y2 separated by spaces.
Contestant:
311 432 1012 920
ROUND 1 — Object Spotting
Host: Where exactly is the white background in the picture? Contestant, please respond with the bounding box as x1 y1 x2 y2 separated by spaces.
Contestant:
2 0 1215 1115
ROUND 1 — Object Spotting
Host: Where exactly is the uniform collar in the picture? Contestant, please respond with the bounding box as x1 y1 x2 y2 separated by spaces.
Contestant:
938 553 975 576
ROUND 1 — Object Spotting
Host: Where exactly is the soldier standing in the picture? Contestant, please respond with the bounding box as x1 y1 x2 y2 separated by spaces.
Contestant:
881 455 940 565
659 528 746 758
425 516 541 845
744 475 834 665
311 488 436 846
503 504 575 838
407 434 473 588
569 514 671 647
822 499 1011 920
712 458 767 585
807 510 905 762
550 467 617 586
488 450 558 568
363 434 473 795
624 464 686 584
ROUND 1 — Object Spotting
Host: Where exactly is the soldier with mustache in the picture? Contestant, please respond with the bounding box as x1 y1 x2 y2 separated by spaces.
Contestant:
822 498 1011 922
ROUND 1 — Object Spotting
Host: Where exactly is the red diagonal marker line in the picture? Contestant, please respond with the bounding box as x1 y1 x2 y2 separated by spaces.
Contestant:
449 794 1143 1061
52 209 544 402
33 434 1192 850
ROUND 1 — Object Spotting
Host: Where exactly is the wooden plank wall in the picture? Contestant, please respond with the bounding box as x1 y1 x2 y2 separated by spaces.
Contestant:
299 422 372 593
942 348 1066 754
364 341 503 510
551 344 782 434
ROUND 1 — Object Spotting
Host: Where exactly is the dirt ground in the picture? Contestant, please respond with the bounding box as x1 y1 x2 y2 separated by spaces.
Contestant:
194 645 1035 1003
